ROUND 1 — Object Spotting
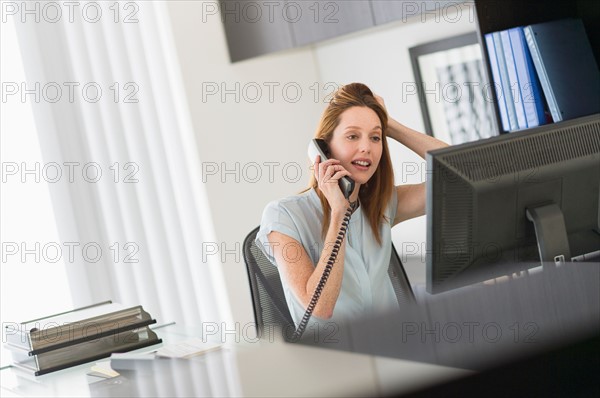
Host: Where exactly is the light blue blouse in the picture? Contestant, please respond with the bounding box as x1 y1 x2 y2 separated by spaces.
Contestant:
256 188 399 329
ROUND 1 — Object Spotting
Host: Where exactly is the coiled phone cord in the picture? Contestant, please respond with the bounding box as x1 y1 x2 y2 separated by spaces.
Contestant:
290 203 353 343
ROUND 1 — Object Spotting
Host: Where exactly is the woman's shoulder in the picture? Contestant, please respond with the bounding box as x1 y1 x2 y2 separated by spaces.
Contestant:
264 188 320 215
257 188 322 248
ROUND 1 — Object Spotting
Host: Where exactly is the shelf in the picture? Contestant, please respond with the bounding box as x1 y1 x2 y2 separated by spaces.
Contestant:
473 0 600 135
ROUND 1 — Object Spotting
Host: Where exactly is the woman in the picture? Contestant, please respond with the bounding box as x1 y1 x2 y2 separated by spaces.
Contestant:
256 83 448 331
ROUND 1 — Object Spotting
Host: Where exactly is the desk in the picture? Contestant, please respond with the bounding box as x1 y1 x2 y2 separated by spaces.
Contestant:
4 263 598 396
1 325 469 397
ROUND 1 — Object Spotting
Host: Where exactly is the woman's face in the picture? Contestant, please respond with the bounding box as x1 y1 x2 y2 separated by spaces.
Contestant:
328 106 383 185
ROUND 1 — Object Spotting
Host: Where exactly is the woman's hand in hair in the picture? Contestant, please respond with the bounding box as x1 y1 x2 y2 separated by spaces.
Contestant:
313 155 352 213
374 94 387 112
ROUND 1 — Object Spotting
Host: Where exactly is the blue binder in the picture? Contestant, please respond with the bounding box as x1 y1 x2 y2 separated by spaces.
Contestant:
485 33 510 132
508 27 546 128
492 32 518 131
500 30 527 129
524 19 600 122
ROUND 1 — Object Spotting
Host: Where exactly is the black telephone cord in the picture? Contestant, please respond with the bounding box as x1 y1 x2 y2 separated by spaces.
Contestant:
290 204 353 343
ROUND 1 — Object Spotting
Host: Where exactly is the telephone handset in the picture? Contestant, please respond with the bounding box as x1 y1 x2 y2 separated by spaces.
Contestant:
291 139 355 342
307 139 355 199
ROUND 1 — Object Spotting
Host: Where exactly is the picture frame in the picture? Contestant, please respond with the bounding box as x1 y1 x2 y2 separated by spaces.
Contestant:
409 32 495 145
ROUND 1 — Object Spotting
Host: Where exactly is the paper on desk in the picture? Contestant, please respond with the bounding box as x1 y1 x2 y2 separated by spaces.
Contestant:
155 338 221 358
90 360 120 378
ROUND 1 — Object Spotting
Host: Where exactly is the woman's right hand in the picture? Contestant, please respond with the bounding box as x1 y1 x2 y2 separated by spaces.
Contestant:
313 155 352 213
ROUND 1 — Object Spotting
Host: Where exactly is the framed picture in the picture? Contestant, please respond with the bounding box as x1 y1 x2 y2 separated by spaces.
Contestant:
409 32 495 145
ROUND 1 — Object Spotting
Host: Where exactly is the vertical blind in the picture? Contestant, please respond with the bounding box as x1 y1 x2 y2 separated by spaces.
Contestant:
13 1 231 326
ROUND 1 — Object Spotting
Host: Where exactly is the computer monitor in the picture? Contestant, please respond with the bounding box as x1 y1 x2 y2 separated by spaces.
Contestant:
426 114 600 294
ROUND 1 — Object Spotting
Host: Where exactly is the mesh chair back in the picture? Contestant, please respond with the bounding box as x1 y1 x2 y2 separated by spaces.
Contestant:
243 226 416 340
388 244 417 305
243 227 295 340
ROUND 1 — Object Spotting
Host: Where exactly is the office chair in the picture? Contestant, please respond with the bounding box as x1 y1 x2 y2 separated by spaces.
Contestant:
243 226 295 341
388 243 417 306
243 226 416 342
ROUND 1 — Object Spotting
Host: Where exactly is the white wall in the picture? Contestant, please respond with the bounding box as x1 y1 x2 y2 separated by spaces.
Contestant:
166 1 477 325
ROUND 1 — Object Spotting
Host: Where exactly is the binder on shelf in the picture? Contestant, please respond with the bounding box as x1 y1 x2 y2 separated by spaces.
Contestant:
491 32 519 131
485 33 510 132
500 30 527 129
507 27 546 128
524 18 600 122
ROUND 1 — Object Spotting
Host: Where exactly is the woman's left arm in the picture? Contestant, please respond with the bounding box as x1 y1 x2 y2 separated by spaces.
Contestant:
386 117 449 160
375 95 449 225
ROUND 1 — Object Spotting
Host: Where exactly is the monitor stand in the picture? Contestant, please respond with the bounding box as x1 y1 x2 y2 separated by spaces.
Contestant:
526 203 572 266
